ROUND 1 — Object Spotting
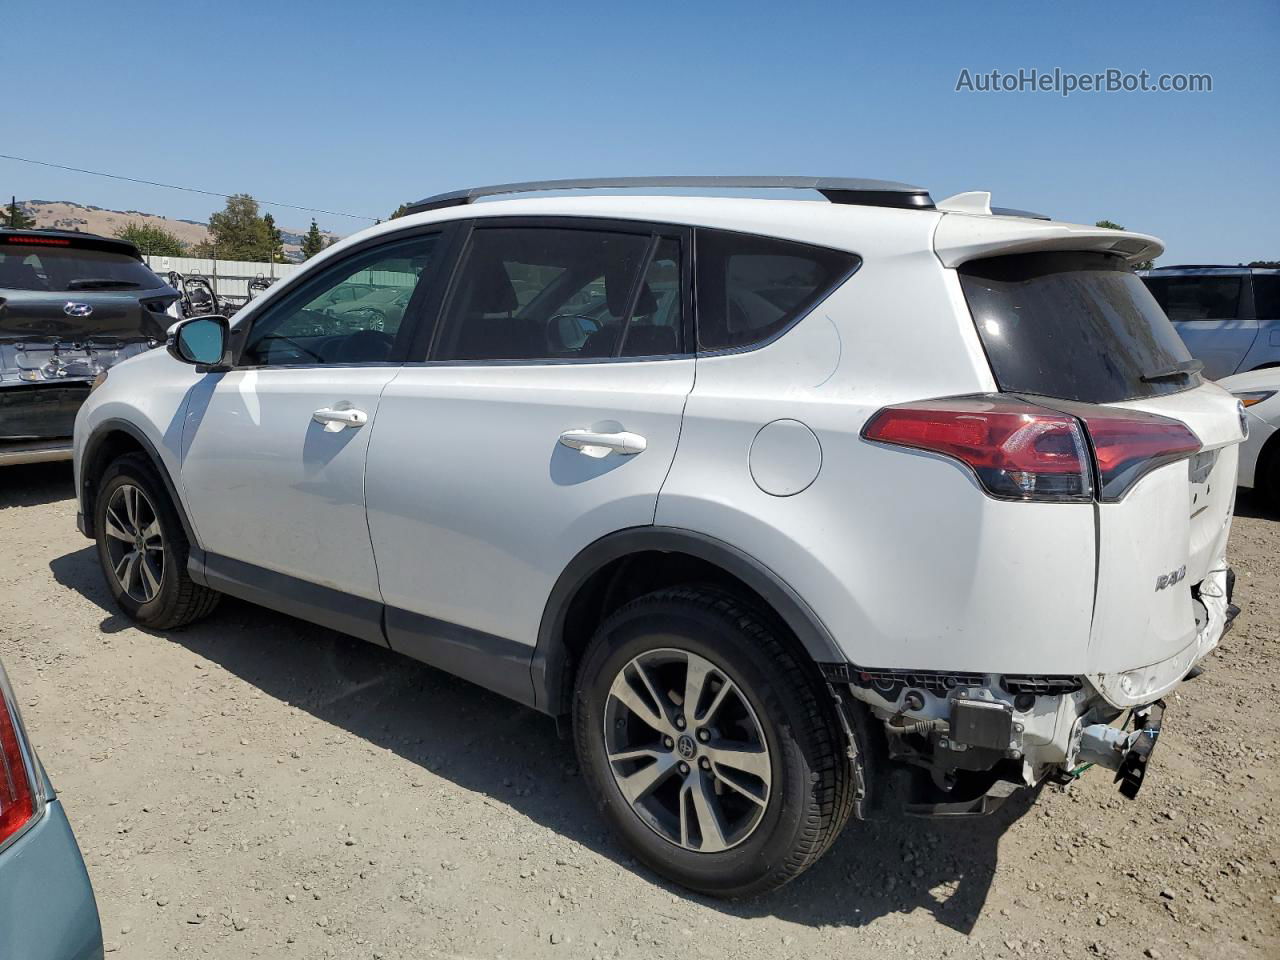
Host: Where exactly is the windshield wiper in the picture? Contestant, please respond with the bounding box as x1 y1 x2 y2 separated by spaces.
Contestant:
65 278 141 290
1141 358 1203 383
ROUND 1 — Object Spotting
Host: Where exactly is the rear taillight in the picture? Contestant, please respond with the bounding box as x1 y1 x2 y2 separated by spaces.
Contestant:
0 664 41 849
1072 405 1201 501
864 395 1202 503
863 396 1093 501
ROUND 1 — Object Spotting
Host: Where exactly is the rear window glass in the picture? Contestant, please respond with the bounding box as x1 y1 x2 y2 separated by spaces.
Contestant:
1141 274 1243 321
695 229 857 350
0 244 163 292
960 252 1198 404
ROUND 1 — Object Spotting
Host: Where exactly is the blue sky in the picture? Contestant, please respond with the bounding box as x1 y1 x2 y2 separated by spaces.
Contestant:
5 0 1276 262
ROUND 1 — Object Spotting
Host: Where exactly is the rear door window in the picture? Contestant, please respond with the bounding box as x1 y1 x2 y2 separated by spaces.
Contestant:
695 229 858 351
432 225 683 361
960 252 1199 403
1141 274 1244 321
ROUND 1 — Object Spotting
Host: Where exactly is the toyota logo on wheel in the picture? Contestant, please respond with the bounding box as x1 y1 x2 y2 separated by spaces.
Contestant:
63 302 93 318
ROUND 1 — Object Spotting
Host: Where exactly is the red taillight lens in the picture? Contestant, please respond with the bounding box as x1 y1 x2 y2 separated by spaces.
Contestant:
864 395 1203 504
863 396 1093 501
1075 406 1201 502
0 667 37 847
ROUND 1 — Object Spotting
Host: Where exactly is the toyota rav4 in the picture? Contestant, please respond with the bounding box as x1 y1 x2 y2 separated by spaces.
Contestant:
72 177 1244 897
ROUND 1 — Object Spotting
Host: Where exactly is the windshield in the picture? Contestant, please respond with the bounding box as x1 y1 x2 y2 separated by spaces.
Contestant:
1141 274 1244 321
960 252 1198 404
0 244 163 292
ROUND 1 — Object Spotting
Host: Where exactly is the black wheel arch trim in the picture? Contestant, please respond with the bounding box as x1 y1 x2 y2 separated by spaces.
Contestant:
531 526 846 715
80 418 199 548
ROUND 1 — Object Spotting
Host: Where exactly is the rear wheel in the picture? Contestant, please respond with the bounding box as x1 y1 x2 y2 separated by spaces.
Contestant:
573 586 857 898
1262 438 1280 515
93 454 220 630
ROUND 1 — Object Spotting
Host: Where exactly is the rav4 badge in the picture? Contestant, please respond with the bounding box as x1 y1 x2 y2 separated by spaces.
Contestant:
1155 565 1187 591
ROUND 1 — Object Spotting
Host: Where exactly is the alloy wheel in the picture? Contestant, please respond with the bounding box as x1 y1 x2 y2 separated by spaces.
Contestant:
103 483 165 603
603 647 772 853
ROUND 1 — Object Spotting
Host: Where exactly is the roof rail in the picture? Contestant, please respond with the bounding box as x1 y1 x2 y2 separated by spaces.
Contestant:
1147 264 1251 270
404 176 934 216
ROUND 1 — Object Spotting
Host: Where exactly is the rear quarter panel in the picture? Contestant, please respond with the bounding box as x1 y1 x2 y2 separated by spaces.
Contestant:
658 235 1100 674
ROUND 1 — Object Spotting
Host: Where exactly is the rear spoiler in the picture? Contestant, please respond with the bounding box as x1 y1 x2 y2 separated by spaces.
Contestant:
0 231 144 261
933 207 1163 269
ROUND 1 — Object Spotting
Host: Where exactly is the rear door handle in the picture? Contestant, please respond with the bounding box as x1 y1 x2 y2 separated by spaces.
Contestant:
312 406 368 432
558 429 647 458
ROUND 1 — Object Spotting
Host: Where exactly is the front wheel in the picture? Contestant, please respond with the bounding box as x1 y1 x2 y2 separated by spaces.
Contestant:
93 453 220 630
573 586 858 898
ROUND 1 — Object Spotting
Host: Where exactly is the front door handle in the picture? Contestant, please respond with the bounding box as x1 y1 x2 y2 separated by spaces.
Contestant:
313 406 368 432
559 429 647 458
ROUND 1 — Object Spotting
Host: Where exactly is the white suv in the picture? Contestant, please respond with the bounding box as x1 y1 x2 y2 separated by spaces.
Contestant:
72 177 1244 897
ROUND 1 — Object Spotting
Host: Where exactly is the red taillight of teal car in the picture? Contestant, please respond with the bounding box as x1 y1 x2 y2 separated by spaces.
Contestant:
0 665 41 848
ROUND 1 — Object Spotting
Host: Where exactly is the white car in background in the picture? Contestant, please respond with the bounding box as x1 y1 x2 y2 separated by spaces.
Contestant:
1220 367 1280 507
72 177 1245 897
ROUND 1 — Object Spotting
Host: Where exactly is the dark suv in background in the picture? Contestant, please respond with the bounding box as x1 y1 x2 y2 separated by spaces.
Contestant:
1141 265 1280 379
0 229 176 465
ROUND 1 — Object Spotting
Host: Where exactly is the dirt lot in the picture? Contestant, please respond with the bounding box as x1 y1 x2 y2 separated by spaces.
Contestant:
0 462 1276 960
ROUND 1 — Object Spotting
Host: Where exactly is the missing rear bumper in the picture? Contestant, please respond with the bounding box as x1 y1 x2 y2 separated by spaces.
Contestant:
1077 699 1165 799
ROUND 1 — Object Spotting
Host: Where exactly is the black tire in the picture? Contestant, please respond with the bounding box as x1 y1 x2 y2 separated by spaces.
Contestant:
93 453 220 630
573 586 857 898
1262 437 1280 516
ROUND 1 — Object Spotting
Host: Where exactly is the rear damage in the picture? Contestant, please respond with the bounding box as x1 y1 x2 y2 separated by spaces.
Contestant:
0 230 173 464
829 213 1245 815
0 340 156 464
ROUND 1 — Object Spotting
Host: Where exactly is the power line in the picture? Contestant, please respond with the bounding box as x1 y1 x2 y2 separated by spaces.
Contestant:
0 153 379 222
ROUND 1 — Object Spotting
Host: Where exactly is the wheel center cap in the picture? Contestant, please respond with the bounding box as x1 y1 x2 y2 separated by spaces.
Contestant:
676 734 697 760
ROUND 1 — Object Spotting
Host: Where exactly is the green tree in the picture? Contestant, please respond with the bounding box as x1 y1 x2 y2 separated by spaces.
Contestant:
115 222 186 257
388 203 410 220
193 194 269 261
5 196 35 229
1096 219 1154 271
300 219 326 260
262 212 284 263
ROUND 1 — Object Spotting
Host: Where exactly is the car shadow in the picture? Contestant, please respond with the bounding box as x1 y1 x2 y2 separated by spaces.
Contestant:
1234 488 1277 521
50 544 1026 933
0 460 76 509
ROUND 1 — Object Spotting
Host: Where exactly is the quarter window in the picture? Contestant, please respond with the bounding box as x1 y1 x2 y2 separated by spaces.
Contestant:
433 227 681 361
695 229 858 351
1252 275 1280 320
242 235 439 366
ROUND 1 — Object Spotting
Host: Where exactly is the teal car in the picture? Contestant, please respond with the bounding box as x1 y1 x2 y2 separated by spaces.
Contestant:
0 659 102 960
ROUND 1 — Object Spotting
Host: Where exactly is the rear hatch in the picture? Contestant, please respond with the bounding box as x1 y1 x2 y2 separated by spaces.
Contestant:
957 249 1243 697
0 232 175 441
0 232 175 343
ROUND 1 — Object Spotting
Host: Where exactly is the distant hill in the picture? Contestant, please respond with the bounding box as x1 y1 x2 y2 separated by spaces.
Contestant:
14 200 341 263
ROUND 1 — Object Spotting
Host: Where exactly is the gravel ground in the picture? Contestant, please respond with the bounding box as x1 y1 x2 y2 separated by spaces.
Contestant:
1 461 1276 960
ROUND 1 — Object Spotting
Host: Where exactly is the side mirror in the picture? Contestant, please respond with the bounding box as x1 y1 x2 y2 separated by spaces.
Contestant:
167 316 231 370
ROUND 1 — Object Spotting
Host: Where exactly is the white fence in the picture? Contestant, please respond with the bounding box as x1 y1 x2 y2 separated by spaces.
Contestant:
144 256 301 300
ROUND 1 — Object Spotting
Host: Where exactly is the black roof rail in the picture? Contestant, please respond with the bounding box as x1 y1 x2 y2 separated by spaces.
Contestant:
1147 264 1255 270
404 176 934 216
